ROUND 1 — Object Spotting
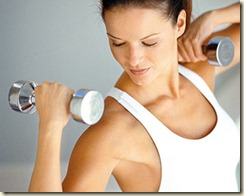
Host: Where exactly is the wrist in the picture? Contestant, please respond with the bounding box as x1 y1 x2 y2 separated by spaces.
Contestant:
38 121 64 139
39 118 67 129
37 123 63 155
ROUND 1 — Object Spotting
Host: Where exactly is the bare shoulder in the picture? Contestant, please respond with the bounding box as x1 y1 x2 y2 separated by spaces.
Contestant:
83 96 135 145
70 96 134 160
62 96 134 191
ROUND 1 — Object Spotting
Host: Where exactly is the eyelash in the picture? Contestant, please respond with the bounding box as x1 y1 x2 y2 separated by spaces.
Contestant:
112 42 158 47
143 42 158 47
112 42 125 47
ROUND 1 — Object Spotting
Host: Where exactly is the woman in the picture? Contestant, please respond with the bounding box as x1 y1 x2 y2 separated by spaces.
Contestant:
29 0 240 192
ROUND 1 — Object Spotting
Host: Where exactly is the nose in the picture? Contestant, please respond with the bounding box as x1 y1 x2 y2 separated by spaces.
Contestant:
127 45 143 67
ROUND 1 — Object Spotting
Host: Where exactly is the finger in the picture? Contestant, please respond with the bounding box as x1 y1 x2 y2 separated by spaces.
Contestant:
183 39 199 62
192 40 208 61
178 41 191 63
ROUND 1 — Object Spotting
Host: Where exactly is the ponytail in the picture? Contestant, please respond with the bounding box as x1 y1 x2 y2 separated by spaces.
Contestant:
185 0 192 30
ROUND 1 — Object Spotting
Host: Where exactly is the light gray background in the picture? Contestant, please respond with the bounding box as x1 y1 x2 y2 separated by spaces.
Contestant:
0 0 240 192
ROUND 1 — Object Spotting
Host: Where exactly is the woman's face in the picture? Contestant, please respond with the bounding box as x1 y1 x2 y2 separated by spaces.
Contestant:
104 7 185 85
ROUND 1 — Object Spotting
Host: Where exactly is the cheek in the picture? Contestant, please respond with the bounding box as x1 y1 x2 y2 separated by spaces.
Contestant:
110 47 126 66
157 39 177 59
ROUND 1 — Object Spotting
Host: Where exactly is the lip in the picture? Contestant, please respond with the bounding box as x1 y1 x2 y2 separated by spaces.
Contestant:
130 68 150 75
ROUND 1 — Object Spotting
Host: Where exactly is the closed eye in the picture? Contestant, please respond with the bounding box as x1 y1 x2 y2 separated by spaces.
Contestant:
112 42 126 47
112 41 158 47
142 42 158 47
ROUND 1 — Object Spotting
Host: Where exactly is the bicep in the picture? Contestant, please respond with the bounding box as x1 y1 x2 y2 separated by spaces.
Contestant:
62 126 119 192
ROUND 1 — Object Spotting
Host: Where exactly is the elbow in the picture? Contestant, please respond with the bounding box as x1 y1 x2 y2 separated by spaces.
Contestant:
28 184 63 192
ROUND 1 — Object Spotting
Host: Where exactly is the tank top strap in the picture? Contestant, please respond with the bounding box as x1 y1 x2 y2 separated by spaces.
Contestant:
107 87 157 125
178 64 219 108
106 65 221 142
107 87 167 137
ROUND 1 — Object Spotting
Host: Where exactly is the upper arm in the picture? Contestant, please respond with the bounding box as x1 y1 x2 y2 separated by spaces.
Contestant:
62 121 120 192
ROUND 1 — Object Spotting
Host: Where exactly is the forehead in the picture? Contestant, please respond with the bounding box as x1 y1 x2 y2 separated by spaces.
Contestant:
104 7 170 39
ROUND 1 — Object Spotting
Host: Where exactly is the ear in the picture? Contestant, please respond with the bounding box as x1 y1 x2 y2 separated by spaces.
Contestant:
176 10 187 38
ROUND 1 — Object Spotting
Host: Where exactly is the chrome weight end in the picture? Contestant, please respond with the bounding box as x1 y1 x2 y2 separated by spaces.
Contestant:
8 81 105 125
70 89 104 125
8 80 38 114
206 37 235 67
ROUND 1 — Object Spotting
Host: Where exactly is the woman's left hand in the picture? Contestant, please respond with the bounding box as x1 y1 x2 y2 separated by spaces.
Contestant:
178 11 215 64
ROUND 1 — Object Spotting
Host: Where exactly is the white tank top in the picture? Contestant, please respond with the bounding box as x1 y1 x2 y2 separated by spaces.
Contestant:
107 65 240 192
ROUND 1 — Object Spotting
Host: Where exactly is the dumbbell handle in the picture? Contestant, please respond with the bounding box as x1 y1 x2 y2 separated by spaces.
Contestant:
28 93 36 105
8 80 104 125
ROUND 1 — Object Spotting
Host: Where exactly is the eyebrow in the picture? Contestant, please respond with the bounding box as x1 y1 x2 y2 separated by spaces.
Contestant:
107 32 161 41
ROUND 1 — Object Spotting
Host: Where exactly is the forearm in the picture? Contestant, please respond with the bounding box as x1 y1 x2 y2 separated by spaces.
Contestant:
29 124 63 192
209 2 240 27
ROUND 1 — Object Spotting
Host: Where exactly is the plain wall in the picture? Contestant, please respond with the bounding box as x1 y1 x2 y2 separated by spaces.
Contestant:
0 0 240 192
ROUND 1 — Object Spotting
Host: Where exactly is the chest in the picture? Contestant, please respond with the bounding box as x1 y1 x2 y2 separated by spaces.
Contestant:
118 102 238 192
146 85 217 140
112 93 238 192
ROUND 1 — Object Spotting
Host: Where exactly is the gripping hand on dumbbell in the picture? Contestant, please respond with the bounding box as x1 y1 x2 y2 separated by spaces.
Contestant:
178 4 237 66
34 82 74 128
8 81 104 125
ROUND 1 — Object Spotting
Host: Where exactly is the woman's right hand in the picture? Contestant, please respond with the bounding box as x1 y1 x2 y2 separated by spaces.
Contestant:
34 82 74 129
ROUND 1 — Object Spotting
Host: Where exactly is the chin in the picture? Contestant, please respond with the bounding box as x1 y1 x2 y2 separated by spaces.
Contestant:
127 70 154 86
131 77 152 86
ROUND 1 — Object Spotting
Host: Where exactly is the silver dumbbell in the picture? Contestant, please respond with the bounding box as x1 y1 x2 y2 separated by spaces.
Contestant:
8 80 104 125
202 36 235 67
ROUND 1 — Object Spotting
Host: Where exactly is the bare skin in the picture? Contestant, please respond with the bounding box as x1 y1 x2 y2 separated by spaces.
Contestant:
178 2 240 64
29 5 240 192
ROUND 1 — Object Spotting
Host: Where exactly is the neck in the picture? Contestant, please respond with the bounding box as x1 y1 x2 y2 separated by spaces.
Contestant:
115 65 181 105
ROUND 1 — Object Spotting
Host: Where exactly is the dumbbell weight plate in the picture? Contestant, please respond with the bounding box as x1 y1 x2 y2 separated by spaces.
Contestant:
8 80 38 114
70 89 104 125
206 37 235 67
8 81 105 125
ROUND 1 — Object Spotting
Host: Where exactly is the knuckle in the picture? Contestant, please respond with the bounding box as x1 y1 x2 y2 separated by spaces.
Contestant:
42 81 50 85
34 86 40 94
180 35 187 42
191 38 199 44
53 82 60 86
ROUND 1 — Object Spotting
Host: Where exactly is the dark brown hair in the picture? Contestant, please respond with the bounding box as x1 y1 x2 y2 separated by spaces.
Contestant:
100 0 192 29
